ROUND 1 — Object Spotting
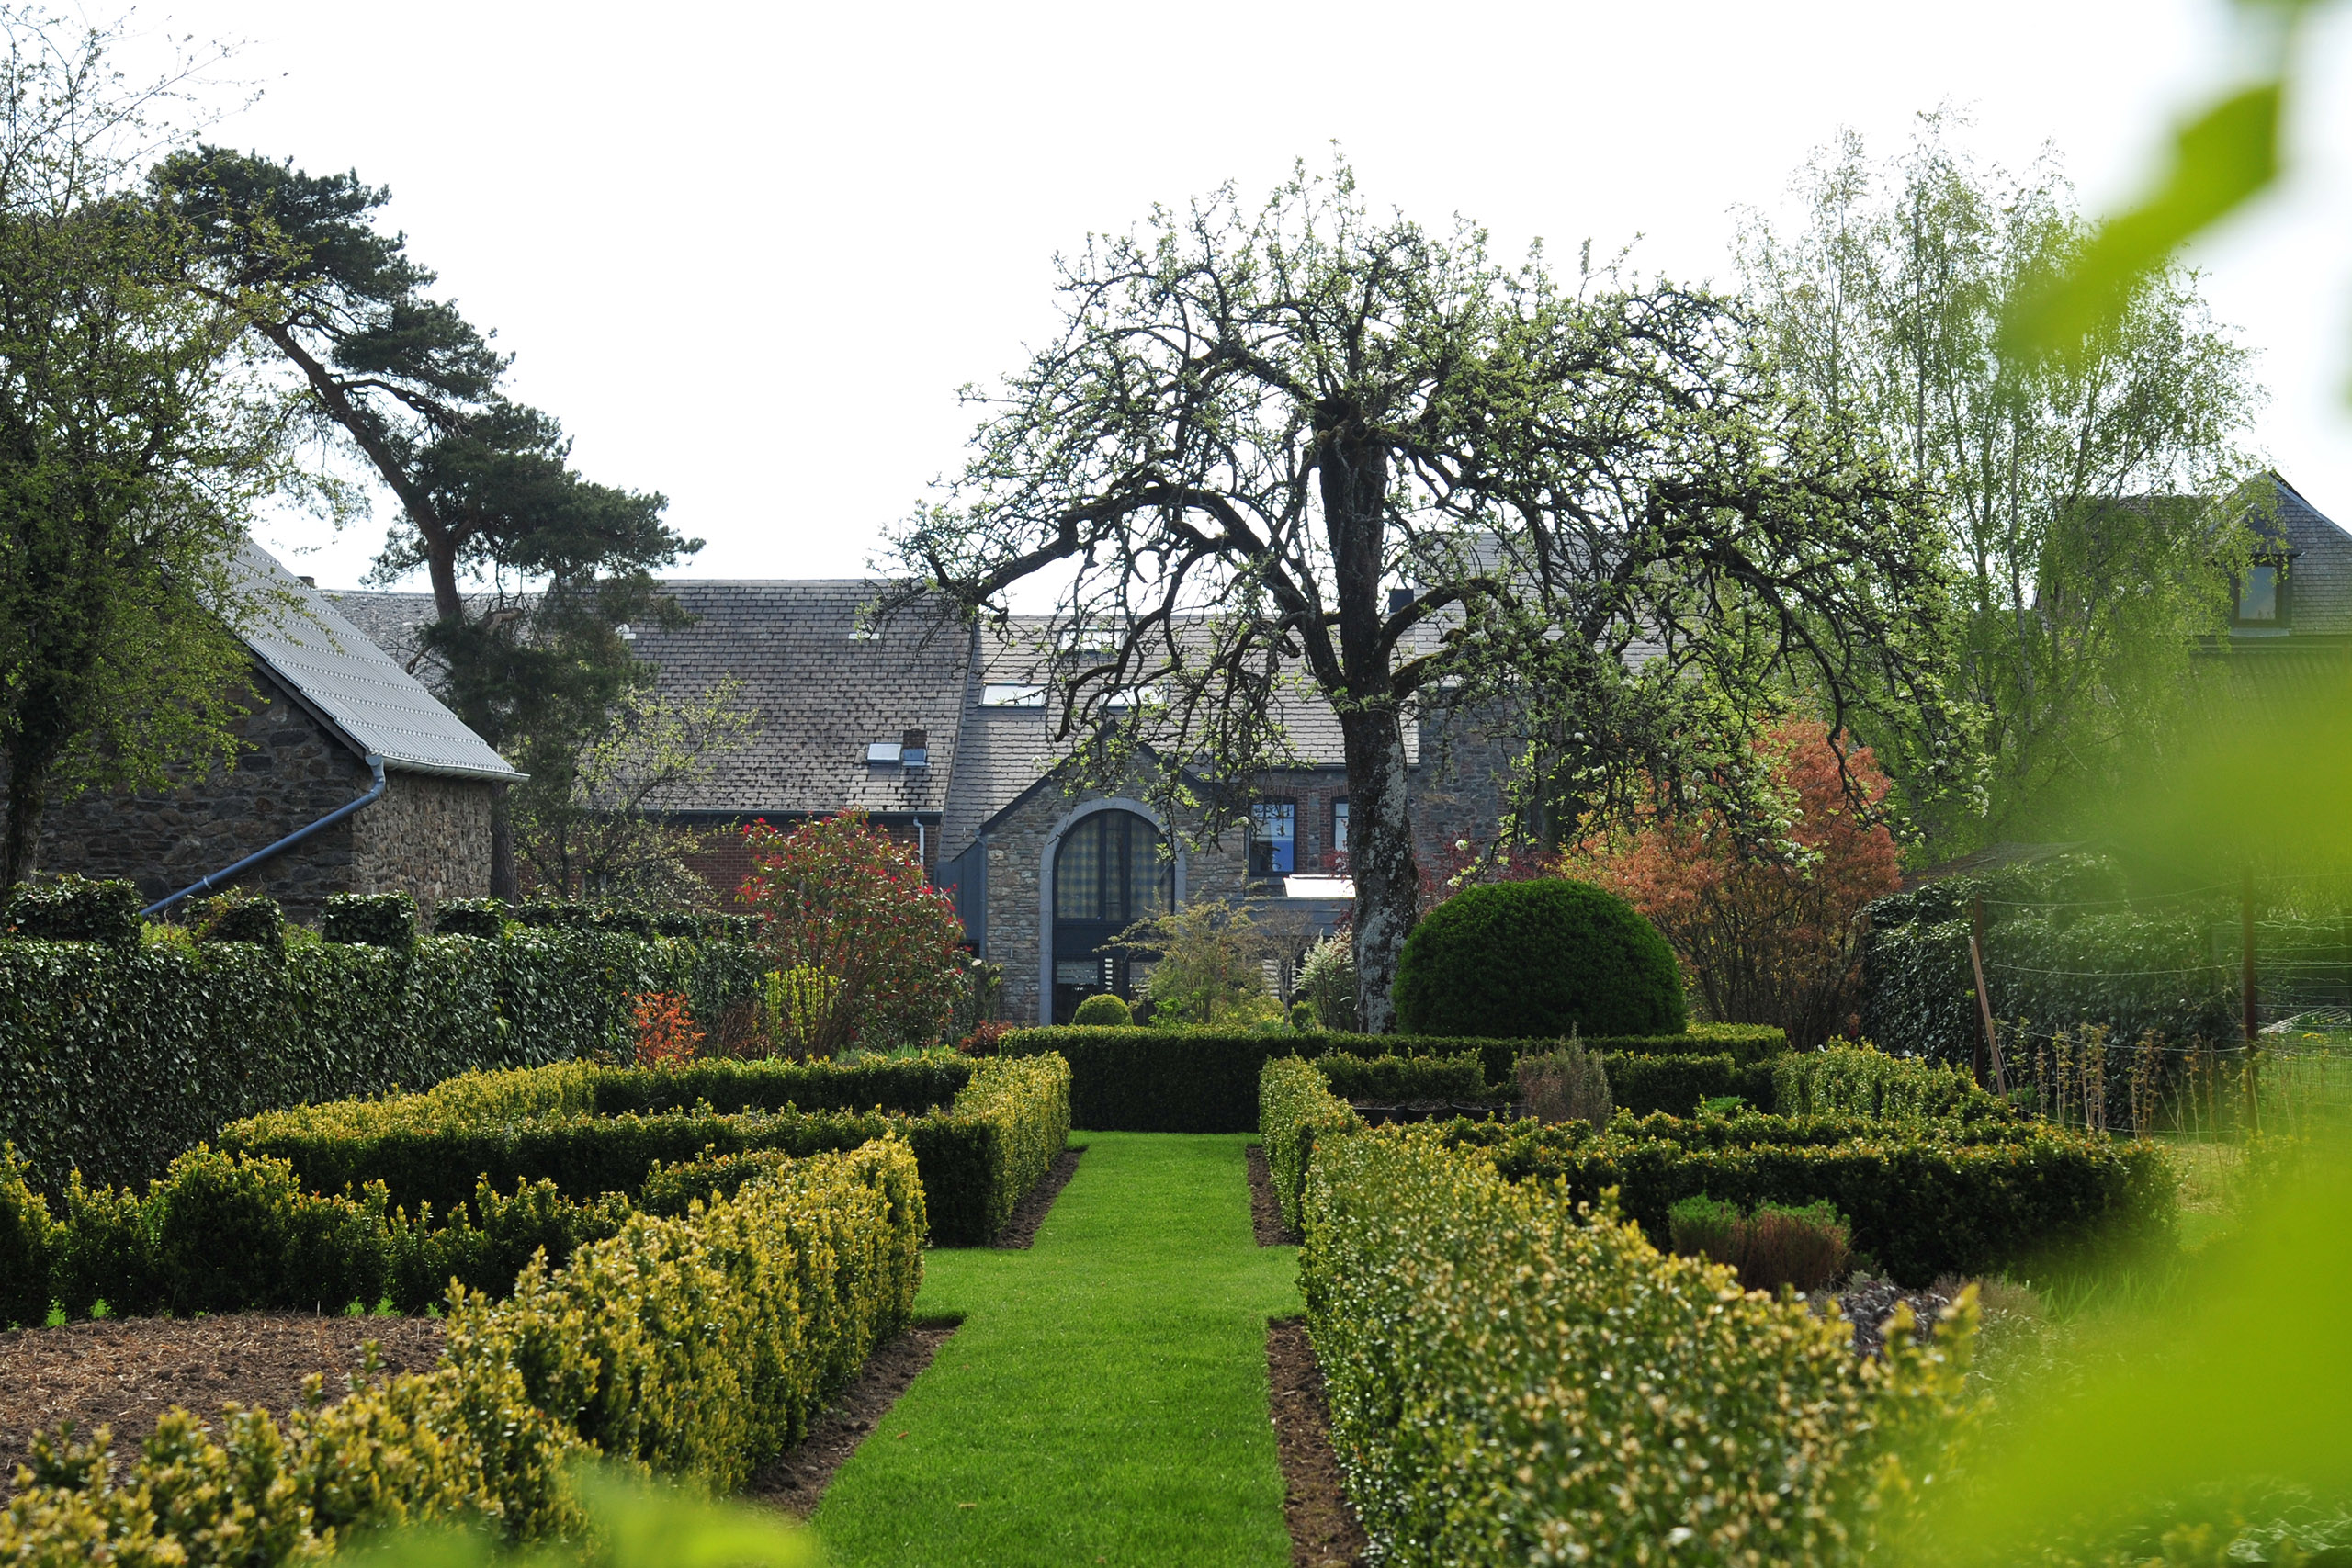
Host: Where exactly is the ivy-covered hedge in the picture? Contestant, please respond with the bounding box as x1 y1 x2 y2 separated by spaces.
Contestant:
0 1137 922 1559
1300 1126 1975 1565
1426 1111 2175 1282
1858 860 2242 1063
1260 1057 1359 1234
1004 1022 1783 1133
219 1051 1064 1247
0 922 766 1196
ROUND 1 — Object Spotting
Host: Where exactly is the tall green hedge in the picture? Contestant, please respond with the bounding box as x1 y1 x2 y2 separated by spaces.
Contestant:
0 923 766 1196
1003 1022 1783 1133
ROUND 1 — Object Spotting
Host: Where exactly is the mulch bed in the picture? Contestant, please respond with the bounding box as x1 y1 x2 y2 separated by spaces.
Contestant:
741 1323 958 1518
1833 1279 1956 1359
1267 1317 1367 1568
989 1145 1084 1249
0 1314 446 1488
1247 1143 1301 1247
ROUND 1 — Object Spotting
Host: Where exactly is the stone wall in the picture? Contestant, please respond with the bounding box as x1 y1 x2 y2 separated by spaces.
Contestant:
352 770 493 917
33 660 498 923
36 667 370 921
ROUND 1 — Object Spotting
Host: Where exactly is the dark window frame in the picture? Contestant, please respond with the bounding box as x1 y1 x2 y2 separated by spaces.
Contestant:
2233 555 2292 629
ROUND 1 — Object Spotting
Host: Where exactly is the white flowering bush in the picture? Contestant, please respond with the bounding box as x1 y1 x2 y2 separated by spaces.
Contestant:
1302 1125 1979 1565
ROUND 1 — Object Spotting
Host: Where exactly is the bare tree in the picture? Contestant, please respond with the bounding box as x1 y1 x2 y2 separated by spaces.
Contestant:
888 163 1960 1030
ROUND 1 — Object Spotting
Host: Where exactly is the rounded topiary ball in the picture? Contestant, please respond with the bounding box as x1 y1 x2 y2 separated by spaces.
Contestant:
1071 992 1133 1027
1393 878 1685 1039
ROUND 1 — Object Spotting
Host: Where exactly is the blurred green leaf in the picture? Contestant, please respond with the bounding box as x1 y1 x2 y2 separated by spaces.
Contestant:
335 1461 819 1568
1917 1134 2352 1563
2005 83 2281 359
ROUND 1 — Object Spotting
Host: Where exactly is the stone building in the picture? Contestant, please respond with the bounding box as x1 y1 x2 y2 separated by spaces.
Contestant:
36 545 519 921
333 576 1514 1022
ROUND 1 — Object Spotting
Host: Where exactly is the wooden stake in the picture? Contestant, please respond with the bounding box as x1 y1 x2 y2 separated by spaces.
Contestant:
1969 895 1999 1090
2243 866 2262 1130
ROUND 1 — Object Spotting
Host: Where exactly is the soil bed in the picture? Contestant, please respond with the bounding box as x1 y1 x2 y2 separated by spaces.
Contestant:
743 1324 959 1519
986 1145 1083 1249
1267 1317 1367 1568
0 1314 445 1488
1247 1142 1300 1247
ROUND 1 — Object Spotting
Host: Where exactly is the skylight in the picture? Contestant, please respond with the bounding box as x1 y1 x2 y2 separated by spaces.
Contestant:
983 683 1046 706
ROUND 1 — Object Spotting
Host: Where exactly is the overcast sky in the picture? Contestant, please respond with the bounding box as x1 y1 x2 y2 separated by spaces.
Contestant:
147 0 2352 592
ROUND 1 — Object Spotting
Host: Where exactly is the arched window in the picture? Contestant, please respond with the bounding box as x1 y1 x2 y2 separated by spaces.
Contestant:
1050 809 1172 1021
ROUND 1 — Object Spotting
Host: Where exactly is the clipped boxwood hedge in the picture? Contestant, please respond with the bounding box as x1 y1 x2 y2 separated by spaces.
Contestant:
1300 1126 1975 1565
0 919 766 1196
1261 1056 1359 1234
1003 1022 1784 1133
1426 1111 2174 1282
1600 1052 1781 1116
218 1051 1068 1247
0 1137 923 1559
1773 1042 2009 1122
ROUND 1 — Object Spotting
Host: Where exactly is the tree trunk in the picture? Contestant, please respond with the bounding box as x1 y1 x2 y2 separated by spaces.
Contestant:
0 746 42 890
1342 707 1418 1033
490 783 519 900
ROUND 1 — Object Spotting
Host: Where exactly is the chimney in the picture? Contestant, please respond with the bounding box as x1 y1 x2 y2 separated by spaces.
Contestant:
1387 587 1414 615
901 728 930 768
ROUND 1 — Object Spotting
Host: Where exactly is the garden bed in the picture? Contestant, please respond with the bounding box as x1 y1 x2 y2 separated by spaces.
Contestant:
0 1313 445 1490
1267 1317 1367 1568
987 1146 1083 1249
1248 1143 1299 1246
743 1322 959 1518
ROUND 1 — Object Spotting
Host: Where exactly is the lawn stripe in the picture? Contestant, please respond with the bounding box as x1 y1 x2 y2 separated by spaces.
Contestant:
809 1132 1301 1567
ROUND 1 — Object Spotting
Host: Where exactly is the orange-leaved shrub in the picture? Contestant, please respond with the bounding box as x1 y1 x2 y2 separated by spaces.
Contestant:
631 991 703 1068
1560 718 1901 1048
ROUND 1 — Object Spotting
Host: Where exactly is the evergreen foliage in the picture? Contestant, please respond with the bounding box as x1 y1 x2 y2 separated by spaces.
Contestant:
1394 879 1685 1038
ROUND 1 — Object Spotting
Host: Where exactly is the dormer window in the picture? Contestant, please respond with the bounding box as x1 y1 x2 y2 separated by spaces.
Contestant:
2234 559 2290 631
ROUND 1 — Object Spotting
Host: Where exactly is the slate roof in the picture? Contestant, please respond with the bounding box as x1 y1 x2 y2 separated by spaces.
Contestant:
2236 473 2352 637
628 581 970 818
228 546 518 781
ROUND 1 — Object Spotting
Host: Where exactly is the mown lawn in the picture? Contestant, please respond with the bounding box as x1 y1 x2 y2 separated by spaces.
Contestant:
811 1132 1301 1567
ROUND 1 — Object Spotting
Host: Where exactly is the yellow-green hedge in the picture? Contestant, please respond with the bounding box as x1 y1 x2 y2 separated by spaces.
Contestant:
1259 1056 1357 1235
0 1137 922 1560
1301 1126 1978 1565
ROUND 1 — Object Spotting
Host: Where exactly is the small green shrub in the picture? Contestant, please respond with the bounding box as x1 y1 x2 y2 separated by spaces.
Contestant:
0 1145 53 1327
1603 1052 1781 1116
1071 992 1133 1027
1 874 140 945
1301 1127 1976 1565
1393 878 1686 1038
188 889 287 957
1315 1052 1490 1102
1668 1193 1853 1293
322 892 418 950
1514 1042 1613 1129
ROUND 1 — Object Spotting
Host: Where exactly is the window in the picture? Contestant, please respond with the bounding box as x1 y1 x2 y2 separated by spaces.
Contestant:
982 683 1046 706
1331 799 1349 862
2236 562 2285 626
1250 801 1297 877
1053 809 1171 922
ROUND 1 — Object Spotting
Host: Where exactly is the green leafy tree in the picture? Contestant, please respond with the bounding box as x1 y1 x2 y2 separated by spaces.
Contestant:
1117 897 1280 1030
888 161 1962 1029
1739 122 2262 847
0 13 287 886
514 679 758 908
153 148 698 893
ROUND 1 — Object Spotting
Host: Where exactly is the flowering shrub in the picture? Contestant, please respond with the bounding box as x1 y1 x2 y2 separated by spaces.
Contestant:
1561 718 1902 1047
631 991 703 1068
739 812 967 1054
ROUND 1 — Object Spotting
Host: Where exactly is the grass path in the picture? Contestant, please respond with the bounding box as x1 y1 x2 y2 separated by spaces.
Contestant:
810 1133 1302 1566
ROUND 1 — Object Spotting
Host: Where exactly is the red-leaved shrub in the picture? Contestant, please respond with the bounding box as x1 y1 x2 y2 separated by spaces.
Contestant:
631 990 703 1068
